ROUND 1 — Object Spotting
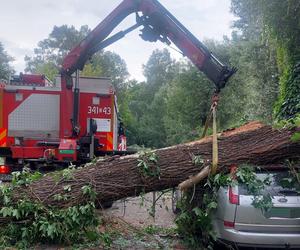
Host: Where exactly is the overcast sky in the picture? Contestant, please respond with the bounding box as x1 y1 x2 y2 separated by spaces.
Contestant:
0 0 235 81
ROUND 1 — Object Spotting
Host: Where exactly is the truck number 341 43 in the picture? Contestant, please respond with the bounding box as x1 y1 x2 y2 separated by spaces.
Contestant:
88 106 111 115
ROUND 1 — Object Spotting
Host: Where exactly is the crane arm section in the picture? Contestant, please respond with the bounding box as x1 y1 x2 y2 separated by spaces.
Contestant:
62 0 236 91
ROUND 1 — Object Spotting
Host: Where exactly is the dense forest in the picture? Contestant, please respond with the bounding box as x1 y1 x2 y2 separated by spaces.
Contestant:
1 0 299 149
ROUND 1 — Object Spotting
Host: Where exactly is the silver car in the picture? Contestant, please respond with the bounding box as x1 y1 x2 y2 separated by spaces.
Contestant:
213 170 300 249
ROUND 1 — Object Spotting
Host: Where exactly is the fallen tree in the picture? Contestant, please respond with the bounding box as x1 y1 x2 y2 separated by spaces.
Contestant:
8 121 299 209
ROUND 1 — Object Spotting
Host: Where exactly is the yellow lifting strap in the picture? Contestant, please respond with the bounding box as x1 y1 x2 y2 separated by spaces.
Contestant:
178 93 220 191
178 93 219 191
202 93 219 175
211 105 218 175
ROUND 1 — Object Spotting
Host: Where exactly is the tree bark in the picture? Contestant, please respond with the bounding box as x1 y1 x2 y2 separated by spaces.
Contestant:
178 166 210 191
12 121 300 208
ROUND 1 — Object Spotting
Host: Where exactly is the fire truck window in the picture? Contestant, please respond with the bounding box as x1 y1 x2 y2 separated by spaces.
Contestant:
15 93 23 102
93 97 100 105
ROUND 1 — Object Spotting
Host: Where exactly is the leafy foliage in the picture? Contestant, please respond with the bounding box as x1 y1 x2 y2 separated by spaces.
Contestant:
276 62 300 119
24 25 129 90
137 151 160 178
24 25 90 80
0 42 14 80
126 40 279 147
235 165 273 210
280 161 300 192
126 49 179 148
82 51 129 92
192 155 204 167
164 62 213 145
291 132 300 143
231 0 300 120
0 170 100 248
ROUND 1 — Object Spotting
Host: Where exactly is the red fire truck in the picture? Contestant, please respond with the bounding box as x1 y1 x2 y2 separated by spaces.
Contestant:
0 74 126 174
0 0 235 176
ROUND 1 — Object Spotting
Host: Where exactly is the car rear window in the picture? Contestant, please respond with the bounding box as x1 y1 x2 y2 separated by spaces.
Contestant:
238 171 300 196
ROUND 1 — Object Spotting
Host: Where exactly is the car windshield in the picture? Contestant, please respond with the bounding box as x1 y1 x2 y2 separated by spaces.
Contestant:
238 171 300 196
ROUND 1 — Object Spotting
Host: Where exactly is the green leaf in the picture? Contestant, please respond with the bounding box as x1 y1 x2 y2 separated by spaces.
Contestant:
53 194 62 201
291 132 300 142
209 230 217 241
12 209 20 219
0 206 13 217
85 230 99 241
192 207 203 217
3 195 10 205
294 116 300 127
192 155 204 166
46 224 56 239
207 201 218 210
63 185 72 192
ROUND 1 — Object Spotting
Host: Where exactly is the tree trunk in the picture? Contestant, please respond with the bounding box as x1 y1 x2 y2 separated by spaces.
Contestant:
13 121 300 208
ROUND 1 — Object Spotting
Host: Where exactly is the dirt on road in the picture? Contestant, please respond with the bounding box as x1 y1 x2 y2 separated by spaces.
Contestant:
105 191 176 228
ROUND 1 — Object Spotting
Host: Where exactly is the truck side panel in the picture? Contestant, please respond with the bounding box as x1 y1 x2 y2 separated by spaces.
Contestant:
8 93 60 139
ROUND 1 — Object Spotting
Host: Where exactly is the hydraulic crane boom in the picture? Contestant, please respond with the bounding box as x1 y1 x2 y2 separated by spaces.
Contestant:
60 0 236 137
62 0 236 89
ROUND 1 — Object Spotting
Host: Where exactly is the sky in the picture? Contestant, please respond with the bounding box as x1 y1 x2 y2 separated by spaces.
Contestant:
0 0 235 81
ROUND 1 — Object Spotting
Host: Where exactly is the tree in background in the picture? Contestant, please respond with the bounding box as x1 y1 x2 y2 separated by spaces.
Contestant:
230 0 280 122
224 35 279 123
125 49 179 148
0 42 14 80
261 0 300 120
25 25 90 80
203 39 250 128
162 35 279 146
24 25 129 92
231 0 300 120
164 62 212 145
82 51 128 92
126 37 279 147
